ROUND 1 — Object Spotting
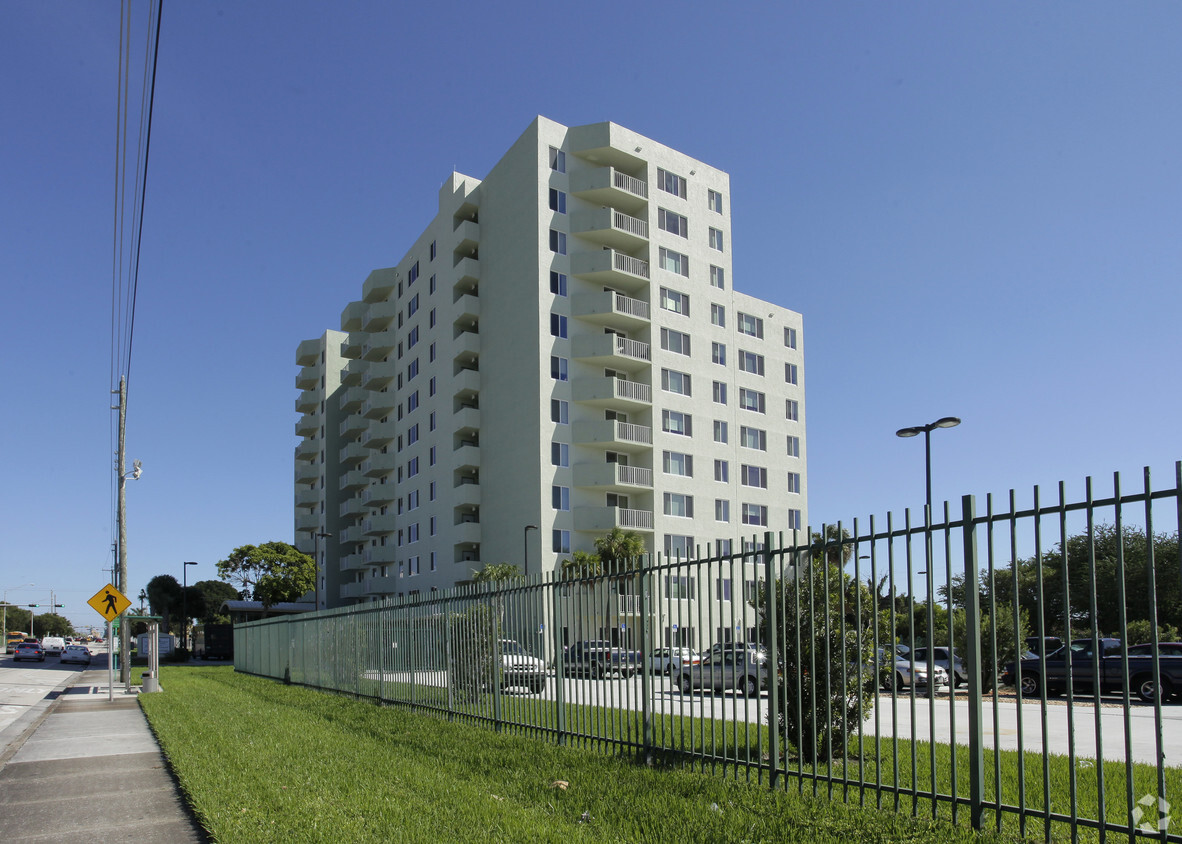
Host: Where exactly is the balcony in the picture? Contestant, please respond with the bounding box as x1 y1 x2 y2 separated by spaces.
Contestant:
363 514 398 536
362 267 397 303
339 470 367 492
340 333 363 360
295 463 318 486
295 512 319 533
296 338 320 367
454 479 481 509
341 358 367 386
453 218 480 255
571 249 649 293
361 364 393 391
453 522 481 546
571 207 648 252
454 256 479 287
571 333 651 371
454 292 480 324
361 419 397 448
295 390 317 414
339 413 366 439
363 299 398 332
365 574 399 595
294 439 319 462
453 405 480 432
569 166 648 214
339 581 367 600
453 367 480 397
453 442 480 473
573 462 654 491
339 386 366 413
452 329 480 362
295 415 317 437
572 419 653 453
362 483 397 505
363 333 395 361
338 441 367 466
295 364 318 391
295 487 319 508
572 376 651 410
341 300 366 332
339 496 365 519
572 290 650 332
575 506 655 533
363 392 396 419
339 553 366 573
362 452 397 477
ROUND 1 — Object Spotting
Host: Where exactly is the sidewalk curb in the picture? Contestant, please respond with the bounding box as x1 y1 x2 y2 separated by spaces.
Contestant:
0 672 77 769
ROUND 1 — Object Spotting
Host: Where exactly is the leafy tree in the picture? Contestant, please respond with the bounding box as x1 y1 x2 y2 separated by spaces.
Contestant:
216 541 316 609
594 527 646 574
31 613 74 638
810 525 853 569
560 550 602 579
448 602 497 704
192 580 239 624
2 605 32 637
146 574 183 634
1123 619 1181 645
472 563 522 583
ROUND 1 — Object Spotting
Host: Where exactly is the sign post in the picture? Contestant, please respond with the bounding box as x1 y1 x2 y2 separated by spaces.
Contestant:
88 584 131 699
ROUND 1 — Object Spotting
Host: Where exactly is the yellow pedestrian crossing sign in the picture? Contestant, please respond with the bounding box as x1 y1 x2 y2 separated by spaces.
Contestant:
88 584 131 621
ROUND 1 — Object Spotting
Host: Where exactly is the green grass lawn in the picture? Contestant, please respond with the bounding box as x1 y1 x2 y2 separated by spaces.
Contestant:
139 667 1169 843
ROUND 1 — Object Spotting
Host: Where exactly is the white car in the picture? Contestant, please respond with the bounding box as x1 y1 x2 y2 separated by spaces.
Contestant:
498 640 547 694
61 644 92 665
41 636 66 656
647 647 701 675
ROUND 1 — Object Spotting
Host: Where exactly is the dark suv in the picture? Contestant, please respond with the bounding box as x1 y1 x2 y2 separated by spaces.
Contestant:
562 640 641 678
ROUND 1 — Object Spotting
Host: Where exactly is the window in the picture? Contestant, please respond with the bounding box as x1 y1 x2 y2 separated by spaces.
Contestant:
430 241 436 261
711 342 726 366
738 350 764 375
787 472 801 493
550 355 568 381
659 247 689 277
429 376 436 397
548 188 567 213
708 189 724 213
784 326 797 349
549 229 567 255
665 573 696 597
430 515 437 535
408 326 419 348
551 399 569 424
660 327 691 356
407 391 419 412
661 368 692 396
712 420 728 443
714 459 729 482
407 359 419 381
552 529 571 553
785 363 799 385
408 261 419 285
788 509 802 529
429 308 436 328
550 313 568 338
407 424 419 445
710 265 725 289
742 504 768 526
786 435 801 457
549 146 566 173
407 293 420 316
407 488 420 509
660 287 689 316
785 399 799 421
429 445 436 465
429 411 436 431
549 271 567 296
710 303 725 327
429 274 436 294
429 481 436 501
552 442 570 467
712 381 727 404
739 388 766 413
716 538 733 556
662 409 692 436
715 499 730 522
709 227 724 251
408 555 420 575
407 457 419 477
663 492 694 518
741 426 767 451
657 168 687 197
658 208 688 237
662 450 693 477
552 486 570 511
664 536 694 560
741 465 768 488
737 312 763 338
430 551 437 571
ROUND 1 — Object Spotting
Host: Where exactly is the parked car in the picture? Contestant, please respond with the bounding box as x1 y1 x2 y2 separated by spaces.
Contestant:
41 636 66 656
877 647 950 694
498 639 547 694
14 642 45 662
910 646 967 687
1013 637 1182 702
562 640 641 678
646 647 701 675
61 644 92 665
678 647 771 697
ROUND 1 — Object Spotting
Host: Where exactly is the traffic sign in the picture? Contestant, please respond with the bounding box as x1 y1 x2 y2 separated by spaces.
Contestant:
87 584 131 622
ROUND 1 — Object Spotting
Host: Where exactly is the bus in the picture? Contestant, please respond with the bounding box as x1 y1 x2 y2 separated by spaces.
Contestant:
6 631 28 654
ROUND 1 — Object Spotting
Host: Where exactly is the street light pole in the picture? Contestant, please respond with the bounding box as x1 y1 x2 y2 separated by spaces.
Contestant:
523 525 538 576
895 416 962 518
182 561 198 653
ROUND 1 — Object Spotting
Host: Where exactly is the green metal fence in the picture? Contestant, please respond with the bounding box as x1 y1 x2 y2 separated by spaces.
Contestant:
237 462 1182 841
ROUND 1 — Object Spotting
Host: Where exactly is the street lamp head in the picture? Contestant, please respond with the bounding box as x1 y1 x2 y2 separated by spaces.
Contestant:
525 524 538 531
895 427 921 438
934 416 961 429
317 532 333 539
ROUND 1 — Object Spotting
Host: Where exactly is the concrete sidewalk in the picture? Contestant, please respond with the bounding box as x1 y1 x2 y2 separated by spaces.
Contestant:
0 667 207 843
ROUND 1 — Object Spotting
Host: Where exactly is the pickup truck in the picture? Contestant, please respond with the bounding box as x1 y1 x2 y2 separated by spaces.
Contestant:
1012 638 1182 703
562 640 641 679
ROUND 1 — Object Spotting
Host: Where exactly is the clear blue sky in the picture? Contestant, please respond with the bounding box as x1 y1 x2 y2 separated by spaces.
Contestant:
3 2 1179 631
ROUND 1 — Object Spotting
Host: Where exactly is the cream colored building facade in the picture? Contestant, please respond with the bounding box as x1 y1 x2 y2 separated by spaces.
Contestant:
294 117 807 646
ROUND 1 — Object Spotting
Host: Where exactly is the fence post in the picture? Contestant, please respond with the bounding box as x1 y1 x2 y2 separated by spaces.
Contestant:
552 576 567 745
764 530 780 788
961 494 984 830
639 554 652 762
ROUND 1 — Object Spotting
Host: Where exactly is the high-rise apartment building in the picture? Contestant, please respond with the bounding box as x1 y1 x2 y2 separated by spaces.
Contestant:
294 117 806 615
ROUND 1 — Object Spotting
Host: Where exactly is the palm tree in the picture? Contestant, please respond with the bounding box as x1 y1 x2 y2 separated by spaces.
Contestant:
594 527 646 575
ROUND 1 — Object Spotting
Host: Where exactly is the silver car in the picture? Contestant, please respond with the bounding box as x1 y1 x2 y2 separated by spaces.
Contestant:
677 648 770 697
878 647 949 694
61 644 92 666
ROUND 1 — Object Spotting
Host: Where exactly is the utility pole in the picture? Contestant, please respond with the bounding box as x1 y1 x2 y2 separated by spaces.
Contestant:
114 376 131 687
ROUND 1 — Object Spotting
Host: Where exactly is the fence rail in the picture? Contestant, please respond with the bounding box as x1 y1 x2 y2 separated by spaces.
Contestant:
237 462 1182 841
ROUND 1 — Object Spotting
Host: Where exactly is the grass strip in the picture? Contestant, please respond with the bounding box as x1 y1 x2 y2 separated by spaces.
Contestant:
141 666 1033 843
